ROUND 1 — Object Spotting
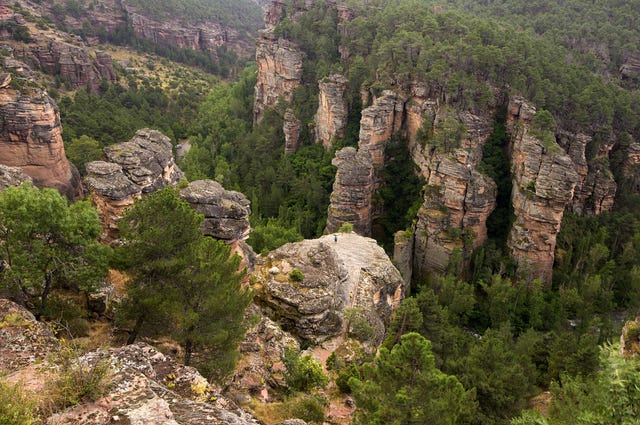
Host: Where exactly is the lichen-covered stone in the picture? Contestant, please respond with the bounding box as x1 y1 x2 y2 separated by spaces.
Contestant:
180 179 251 241
0 164 31 190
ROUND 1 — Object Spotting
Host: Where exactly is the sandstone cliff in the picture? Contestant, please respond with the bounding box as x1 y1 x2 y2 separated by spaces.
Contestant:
507 97 579 281
283 108 301 154
315 74 348 149
0 76 82 199
252 233 406 345
326 147 374 236
17 42 117 92
253 32 303 124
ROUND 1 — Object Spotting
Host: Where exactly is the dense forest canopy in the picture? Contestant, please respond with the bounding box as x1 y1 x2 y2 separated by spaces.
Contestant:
124 0 263 29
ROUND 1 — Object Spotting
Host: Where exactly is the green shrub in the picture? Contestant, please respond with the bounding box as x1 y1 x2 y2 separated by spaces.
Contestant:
338 222 353 233
336 362 360 394
288 394 327 424
47 343 111 411
0 381 39 425
289 268 304 282
283 348 328 392
344 307 375 342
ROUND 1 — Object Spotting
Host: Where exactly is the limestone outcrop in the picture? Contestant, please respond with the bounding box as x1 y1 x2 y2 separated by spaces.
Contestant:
0 164 31 190
0 83 82 200
253 32 303 123
180 179 251 242
19 42 117 92
507 97 579 281
315 74 348 149
283 108 301 154
252 233 406 344
326 147 374 236
84 128 184 241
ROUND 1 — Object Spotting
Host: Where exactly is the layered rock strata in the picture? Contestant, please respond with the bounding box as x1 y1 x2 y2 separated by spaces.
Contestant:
19 42 117 92
507 97 579 281
180 179 251 242
252 233 405 345
84 128 184 241
358 91 404 168
253 32 303 123
315 74 348 149
0 79 82 199
326 147 374 236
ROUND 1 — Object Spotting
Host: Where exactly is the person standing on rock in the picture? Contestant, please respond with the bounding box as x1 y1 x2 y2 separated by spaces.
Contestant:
334 234 338 242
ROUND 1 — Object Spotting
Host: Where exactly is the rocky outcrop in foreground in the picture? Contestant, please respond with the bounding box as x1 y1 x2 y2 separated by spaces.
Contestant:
0 75 82 199
252 233 406 345
0 299 262 425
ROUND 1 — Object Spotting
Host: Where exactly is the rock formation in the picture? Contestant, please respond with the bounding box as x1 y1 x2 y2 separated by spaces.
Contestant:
315 74 348 149
84 128 184 241
326 147 374 236
557 131 616 215
507 97 579 281
358 91 404 168
180 179 251 242
0 164 31 190
252 233 406 345
18 42 117 92
283 108 302 153
0 299 261 424
253 32 303 123
0 80 82 200
620 51 640 80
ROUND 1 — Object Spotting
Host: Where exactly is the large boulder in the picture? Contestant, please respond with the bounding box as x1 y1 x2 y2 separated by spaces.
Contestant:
180 179 251 241
252 233 406 345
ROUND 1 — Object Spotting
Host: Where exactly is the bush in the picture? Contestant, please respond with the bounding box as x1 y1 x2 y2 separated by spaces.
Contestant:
289 394 327 424
289 268 305 282
338 222 353 233
336 362 360 394
283 348 328 392
46 342 111 412
345 307 375 342
0 381 39 425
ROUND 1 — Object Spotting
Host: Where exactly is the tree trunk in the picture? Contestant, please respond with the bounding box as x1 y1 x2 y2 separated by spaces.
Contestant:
127 315 144 345
184 338 193 366
37 273 53 320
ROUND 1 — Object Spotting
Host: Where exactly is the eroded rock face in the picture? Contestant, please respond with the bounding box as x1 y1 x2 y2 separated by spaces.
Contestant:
0 164 31 190
180 179 251 241
283 108 302 154
507 97 579 281
620 51 640 79
253 32 303 123
326 147 374 236
358 91 404 168
252 233 405 345
48 343 262 425
315 74 348 149
84 129 184 241
19 42 117 92
0 85 82 200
